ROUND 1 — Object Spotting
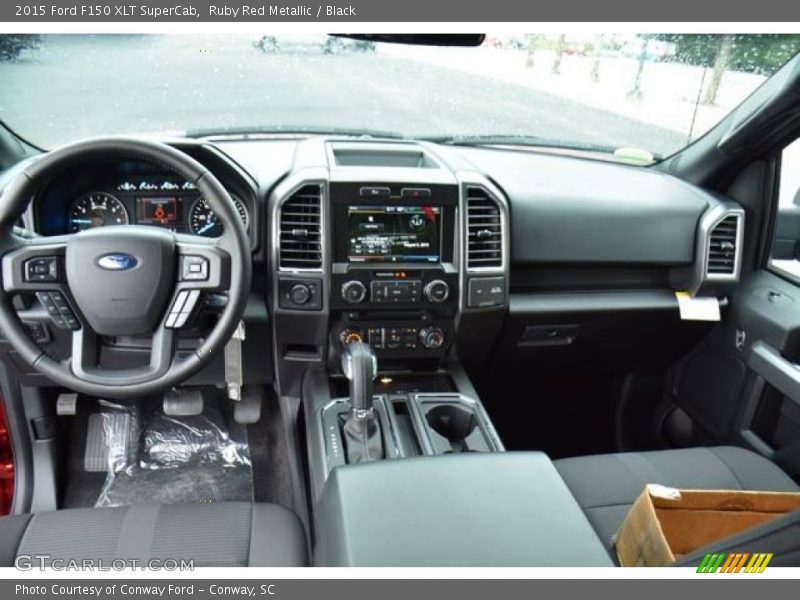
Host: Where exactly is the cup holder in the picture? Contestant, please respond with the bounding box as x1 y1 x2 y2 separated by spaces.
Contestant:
425 404 481 453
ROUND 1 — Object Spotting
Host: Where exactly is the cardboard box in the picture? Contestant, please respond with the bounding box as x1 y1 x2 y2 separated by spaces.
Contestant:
615 484 800 567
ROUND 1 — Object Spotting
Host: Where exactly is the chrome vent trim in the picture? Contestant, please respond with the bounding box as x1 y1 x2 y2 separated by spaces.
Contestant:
706 214 740 275
278 184 323 271
465 186 503 270
704 208 744 282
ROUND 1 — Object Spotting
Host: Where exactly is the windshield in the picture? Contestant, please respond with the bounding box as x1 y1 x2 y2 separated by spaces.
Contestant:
1 34 799 159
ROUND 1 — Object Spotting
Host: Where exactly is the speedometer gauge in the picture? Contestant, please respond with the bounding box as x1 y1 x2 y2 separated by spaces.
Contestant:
188 196 249 237
68 192 129 232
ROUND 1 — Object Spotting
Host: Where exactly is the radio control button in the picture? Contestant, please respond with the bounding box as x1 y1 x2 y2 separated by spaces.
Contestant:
342 280 367 304
424 280 450 303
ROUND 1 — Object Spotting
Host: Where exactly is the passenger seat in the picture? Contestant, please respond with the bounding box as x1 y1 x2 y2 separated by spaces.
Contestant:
0 501 308 567
555 446 799 553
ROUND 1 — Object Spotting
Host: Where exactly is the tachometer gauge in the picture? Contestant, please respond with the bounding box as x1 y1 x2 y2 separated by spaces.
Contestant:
188 196 249 237
68 192 129 232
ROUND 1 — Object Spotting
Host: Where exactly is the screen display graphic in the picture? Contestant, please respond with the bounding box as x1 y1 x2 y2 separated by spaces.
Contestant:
136 197 178 229
348 205 441 263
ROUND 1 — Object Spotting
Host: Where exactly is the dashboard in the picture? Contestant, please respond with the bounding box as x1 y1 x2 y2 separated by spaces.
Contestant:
33 159 251 238
0 136 745 395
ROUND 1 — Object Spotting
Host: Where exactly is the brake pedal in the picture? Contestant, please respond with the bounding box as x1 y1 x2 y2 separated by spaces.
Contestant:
84 412 132 472
163 388 204 416
234 387 262 424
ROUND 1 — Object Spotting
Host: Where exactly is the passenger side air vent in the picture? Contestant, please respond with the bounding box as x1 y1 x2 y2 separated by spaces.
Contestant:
279 185 323 270
466 186 503 269
706 214 740 275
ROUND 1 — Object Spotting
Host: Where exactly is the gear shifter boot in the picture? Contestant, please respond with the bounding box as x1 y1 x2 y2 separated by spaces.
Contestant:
342 413 384 463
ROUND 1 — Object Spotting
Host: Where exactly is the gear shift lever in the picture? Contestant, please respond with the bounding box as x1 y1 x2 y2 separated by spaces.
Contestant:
341 342 378 418
341 342 383 463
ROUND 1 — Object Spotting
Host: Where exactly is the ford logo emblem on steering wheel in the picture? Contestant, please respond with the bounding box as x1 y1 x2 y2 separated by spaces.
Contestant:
96 253 138 271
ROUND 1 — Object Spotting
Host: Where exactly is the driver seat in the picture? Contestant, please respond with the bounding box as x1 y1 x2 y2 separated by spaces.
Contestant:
0 502 308 567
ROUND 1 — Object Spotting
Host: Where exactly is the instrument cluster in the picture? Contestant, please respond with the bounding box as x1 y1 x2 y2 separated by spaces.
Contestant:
66 176 249 237
33 160 253 239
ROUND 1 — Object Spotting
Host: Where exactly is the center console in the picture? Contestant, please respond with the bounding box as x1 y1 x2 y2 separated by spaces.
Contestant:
270 139 512 509
321 388 505 473
267 140 617 567
314 452 614 567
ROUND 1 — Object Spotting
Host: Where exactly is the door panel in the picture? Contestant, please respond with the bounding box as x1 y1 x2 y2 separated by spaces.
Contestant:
771 205 800 260
722 271 800 479
668 270 800 481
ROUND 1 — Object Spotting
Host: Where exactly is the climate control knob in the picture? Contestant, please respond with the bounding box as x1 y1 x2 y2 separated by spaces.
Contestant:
424 279 450 303
419 327 446 350
340 328 364 347
341 280 367 305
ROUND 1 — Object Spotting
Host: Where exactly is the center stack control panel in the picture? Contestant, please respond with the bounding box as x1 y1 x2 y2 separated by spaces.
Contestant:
271 141 511 399
330 267 458 358
327 180 460 360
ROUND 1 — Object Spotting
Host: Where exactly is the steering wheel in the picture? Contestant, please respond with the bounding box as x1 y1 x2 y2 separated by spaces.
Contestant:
0 138 252 398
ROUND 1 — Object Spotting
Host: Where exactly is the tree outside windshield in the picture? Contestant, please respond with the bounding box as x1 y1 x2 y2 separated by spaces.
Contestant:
0 34 799 159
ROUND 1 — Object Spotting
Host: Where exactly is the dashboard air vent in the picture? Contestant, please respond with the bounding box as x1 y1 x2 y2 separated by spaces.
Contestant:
706 214 740 275
466 186 503 269
279 185 322 270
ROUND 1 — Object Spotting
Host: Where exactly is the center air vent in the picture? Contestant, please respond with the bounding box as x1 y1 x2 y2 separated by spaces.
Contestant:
466 186 503 269
279 185 322 270
707 214 740 276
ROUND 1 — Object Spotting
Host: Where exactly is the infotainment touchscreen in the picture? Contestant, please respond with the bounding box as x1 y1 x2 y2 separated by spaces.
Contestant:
347 205 441 263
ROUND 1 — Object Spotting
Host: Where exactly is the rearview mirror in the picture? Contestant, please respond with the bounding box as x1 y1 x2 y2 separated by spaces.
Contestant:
332 34 485 47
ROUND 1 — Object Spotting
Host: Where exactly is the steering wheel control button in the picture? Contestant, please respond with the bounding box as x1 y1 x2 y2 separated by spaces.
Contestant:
173 290 190 311
35 291 80 330
24 256 59 282
36 292 59 315
424 279 450 303
50 292 70 312
165 290 188 328
166 289 200 329
181 255 209 281
22 321 50 344
467 276 506 308
172 311 191 328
